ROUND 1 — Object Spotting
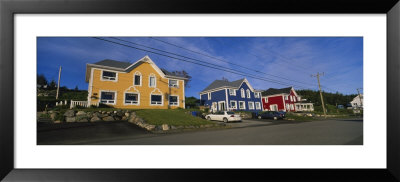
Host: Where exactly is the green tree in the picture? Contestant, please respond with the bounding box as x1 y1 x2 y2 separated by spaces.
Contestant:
37 74 48 86
49 80 57 89
171 70 192 88
185 96 199 109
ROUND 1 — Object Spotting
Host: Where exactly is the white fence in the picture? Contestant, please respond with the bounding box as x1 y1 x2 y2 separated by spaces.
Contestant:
70 100 99 109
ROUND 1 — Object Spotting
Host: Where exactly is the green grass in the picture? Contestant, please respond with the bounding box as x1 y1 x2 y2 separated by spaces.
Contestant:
285 114 316 121
135 109 214 126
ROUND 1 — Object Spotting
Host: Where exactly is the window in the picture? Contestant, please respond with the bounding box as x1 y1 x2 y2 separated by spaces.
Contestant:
212 102 217 111
255 102 261 110
290 96 293 102
248 102 255 110
230 101 237 109
134 74 141 86
229 89 236 96
169 95 178 106
286 104 290 110
208 92 211 100
254 92 260 98
125 93 139 105
293 96 296 102
239 101 246 109
285 96 288 100
151 94 162 105
149 75 156 87
246 89 251 98
241 88 245 98
102 71 116 81
290 104 294 110
169 79 178 87
100 91 116 104
264 97 268 103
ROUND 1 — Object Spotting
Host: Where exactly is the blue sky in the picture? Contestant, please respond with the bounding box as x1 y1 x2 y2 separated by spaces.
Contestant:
37 37 363 98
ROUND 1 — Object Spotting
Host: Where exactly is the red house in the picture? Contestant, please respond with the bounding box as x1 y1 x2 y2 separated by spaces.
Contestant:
261 87 300 112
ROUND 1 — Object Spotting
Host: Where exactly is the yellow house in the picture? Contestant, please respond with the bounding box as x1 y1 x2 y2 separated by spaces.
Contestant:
85 56 187 109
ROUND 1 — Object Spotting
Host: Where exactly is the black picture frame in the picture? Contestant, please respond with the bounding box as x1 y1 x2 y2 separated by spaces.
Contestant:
1 0 399 181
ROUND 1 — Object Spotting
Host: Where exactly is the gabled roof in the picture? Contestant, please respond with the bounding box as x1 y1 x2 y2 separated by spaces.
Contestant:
261 87 293 96
85 56 188 82
200 78 259 93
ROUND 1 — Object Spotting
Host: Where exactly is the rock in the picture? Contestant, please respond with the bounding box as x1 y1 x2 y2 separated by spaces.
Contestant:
76 111 86 116
53 120 61 124
103 116 114 121
117 111 124 117
64 110 75 117
92 112 102 118
76 117 88 122
65 116 76 122
101 111 106 114
134 117 144 123
145 125 156 131
91 116 101 122
185 126 195 129
162 124 169 131
170 125 177 130
205 124 213 128
114 116 122 121
122 116 127 121
125 112 130 117
50 113 58 120
48 110 53 114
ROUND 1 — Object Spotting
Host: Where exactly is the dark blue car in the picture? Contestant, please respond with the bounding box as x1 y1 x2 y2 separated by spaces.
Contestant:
257 111 285 120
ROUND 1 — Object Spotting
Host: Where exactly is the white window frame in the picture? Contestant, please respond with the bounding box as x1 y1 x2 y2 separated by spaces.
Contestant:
264 97 268 103
254 92 260 98
285 95 289 100
99 90 117 105
270 104 278 111
124 92 140 105
230 100 237 109
255 102 261 110
293 96 296 102
248 101 255 110
290 104 294 110
290 95 293 102
169 95 179 106
149 74 156 88
169 79 179 88
229 89 236 96
239 101 246 110
208 92 211 100
212 102 218 111
218 101 226 111
246 89 251 98
241 88 245 98
100 70 118 82
150 94 163 106
134 72 142 86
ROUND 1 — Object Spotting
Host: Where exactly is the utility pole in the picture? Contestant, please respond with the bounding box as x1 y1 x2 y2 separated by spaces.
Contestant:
356 88 363 109
311 72 326 118
56 66 62 99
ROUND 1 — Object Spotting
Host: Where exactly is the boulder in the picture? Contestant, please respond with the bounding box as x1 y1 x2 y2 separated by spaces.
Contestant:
124 112 130 117
113 116 122 121
53 120 61 124
103 116 115 121
145 125 156 131
170 125 177 130
91 116 101 122
162 124 169 131
76 117 88 122
76 111 86 116
50 113 58 120
65 117 76 122
122 116 128 121
64 110 75 117
116 111 124 117
92 112 102 118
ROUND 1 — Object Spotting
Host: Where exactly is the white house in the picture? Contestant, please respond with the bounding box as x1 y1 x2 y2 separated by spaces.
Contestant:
350 94 363 109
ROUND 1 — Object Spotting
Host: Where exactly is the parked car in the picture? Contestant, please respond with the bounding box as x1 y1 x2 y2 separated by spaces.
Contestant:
257 111 284 120
205 111 242 123
277 111 286 118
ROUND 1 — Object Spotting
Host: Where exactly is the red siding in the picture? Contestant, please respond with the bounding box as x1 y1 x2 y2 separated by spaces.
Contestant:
262 89 299 112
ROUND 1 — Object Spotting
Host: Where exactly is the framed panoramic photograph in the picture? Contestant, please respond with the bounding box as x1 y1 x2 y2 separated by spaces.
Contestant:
1 0 400 181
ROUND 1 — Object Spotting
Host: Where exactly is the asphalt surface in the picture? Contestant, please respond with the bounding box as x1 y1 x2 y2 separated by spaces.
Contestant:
37 118 363 145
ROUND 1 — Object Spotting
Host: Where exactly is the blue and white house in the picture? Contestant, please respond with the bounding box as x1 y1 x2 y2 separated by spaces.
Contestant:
199 78 263 112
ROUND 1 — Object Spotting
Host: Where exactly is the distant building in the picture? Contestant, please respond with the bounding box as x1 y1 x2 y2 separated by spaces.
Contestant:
199 78 263 112
350 94 363 109
261 87 313 112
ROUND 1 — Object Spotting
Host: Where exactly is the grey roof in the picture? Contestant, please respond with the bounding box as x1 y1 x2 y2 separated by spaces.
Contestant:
160 68 187 79
261 87 292 96
201 78 245 92
92 59 132 69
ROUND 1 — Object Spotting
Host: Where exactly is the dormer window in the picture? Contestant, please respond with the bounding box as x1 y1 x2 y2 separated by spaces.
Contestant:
102 71 116 81
169 79 178 88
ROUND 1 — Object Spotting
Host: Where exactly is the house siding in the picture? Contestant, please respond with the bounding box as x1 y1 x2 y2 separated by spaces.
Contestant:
88 61 185 109
262 88 299 112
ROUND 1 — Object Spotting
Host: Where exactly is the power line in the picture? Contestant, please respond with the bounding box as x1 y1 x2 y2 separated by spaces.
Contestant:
149 37 316 87
93 37 313 90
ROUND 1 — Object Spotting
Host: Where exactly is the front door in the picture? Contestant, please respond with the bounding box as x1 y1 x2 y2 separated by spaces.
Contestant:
219 102 226 111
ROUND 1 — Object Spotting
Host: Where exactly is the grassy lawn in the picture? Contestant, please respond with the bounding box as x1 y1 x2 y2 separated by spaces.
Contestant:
135 109 214 126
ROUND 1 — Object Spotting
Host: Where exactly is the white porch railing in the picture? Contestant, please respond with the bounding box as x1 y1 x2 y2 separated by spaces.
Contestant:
70 100 99 109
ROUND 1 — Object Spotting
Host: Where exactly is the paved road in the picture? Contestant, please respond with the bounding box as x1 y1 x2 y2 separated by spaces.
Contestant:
38 118 362 145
